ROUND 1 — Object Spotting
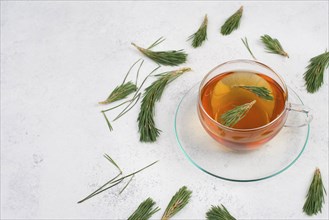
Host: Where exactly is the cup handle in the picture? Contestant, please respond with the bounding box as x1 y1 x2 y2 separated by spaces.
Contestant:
284 103 313 128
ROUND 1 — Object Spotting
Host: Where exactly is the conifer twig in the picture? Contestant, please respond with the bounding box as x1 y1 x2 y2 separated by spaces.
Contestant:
188 14 208 48
100 62 157 132
221 6 243 35
206 205 236 220
260 34 289 57
220 100 256 127
132 37 188 66
99 59 141 105
128 198 160 220
161 186 192 220
113 65 160 121
233 85 273 100
303 168 327 216
303 51 329 93
138 67 191 142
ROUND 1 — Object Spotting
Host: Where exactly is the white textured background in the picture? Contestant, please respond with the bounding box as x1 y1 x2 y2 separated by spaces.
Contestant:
1 1 328 219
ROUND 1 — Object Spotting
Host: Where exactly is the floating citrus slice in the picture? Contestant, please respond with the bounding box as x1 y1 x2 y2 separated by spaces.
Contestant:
211 71 275 128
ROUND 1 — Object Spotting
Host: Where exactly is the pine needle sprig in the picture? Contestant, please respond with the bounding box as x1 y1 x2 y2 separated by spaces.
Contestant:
99 82 137 105
188 14 208 48
113 66 161 121
233 85 273 100
99 59 141 105
260 34 289 57
132 37 188 66
161 186 192 220
241 37 257 60
220 6 243 35
128 198 160 220
206 205 236 220
138 67 191 142
101 62 154 132
220 100 256 127
303 168 327 216
303 51 329 93
78 160 158 204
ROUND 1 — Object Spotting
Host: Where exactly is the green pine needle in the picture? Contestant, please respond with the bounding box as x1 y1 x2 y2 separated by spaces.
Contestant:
220 6 243 35
260 34 289 57
161 186 192 220
303 51 329 93
206 205 236 220
188 14 208 48
119 175 134 195
99 59 141 105
77 160 158 204
100 61 146 131
233 85 273 100
104 153 122 174
303 168 327 216
220 100 256 127
102 111 113 131
99 82 137 105
138 67 191 142
132 37 188 66
241 37 257 60
128 198 160 220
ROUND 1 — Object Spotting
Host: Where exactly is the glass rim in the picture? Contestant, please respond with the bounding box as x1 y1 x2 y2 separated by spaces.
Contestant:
198 59 289 132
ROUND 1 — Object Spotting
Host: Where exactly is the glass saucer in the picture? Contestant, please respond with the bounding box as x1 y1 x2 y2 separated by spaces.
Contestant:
174 82 310 182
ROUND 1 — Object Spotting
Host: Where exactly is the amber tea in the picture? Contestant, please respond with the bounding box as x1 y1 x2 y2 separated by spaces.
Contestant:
201 71 285 128
198 71 287 150
197 60 312 151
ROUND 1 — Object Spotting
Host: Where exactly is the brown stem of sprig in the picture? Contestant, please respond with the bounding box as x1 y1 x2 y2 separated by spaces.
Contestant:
131 42 145 52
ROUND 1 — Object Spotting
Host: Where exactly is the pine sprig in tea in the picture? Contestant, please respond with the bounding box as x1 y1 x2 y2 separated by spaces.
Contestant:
260 34 289 57
303 51 329 93
241 37 257 60
128 198 160 220
220 6 243 35
220 100 256 127
132 37 188 66
138 67 191 142
233 85 273 100
99 59 141 105
206 205 236 220
303 168 327 216
161 186 192 220
188 14 208 48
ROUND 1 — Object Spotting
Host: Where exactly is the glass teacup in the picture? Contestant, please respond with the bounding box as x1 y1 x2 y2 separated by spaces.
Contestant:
197 60 312 151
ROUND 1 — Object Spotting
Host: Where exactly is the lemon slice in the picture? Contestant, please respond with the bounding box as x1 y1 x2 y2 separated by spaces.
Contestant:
211 71 275 122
